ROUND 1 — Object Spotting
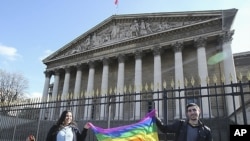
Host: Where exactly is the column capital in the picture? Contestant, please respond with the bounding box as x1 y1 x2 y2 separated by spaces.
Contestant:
44 70 52 78
75 63 83 70
172 41 184 52
102 58 110 65
63 66 71 73
194 37 207 48
88 61 95 68
53 69 60 75
219 30 234 44
117 54 125 63
134 50 143 59
152 46 162 56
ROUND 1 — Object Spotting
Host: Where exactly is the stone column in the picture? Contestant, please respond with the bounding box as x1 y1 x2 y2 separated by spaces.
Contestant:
40 71 51 120
194 37 210 118
49 69 60 120
100 58 109 120
62 67 71 97
220 31 240 114
60 67 71 114
173 41 185 118
84 62 95 120
153 47 163 118
72 64 83 116
134 50 142 119
115 54 125 120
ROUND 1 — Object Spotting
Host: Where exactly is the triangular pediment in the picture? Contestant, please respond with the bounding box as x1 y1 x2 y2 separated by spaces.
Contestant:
43 8 237 63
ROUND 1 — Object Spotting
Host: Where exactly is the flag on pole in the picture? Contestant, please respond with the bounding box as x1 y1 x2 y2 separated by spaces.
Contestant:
89 109 159 141
114 0 118 5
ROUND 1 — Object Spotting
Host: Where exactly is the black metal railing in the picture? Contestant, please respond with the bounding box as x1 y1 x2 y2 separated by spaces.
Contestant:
0 81 249 141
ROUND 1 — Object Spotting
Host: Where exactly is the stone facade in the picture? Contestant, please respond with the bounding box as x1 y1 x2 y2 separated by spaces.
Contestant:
42 8 243 120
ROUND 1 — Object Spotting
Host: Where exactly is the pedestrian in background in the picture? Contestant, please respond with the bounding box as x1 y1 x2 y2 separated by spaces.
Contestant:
26 135 35 141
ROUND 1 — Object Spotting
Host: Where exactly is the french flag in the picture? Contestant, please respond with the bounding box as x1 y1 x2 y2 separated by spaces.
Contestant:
114 0 118 5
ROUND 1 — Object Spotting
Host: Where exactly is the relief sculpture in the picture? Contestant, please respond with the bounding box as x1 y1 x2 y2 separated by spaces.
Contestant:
130 20 139 37
58 18 200 58
111 23 120 40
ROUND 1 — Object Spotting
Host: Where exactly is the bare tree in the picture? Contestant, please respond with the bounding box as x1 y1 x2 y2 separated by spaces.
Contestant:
0 69 28 109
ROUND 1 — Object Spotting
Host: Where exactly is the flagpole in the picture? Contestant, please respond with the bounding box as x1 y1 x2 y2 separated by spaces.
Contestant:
114 0 119 15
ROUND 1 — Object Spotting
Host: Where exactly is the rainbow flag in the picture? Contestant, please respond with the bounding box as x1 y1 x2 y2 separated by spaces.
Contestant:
89 110 159 141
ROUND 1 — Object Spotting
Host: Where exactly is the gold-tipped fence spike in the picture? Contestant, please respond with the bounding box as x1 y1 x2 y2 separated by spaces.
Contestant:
57 95 61 101
65 94 68 100
134 85 136 92
81 91 84 98
221 74 225 83
84 91 87 97
171 79 174 88
230 73 233 82
124 85 127 93
114 87 117 94
37 97 41 102
145 83 148 91
109 88 113 95
191 77 195 86
247 71 250 80
185 78 188 87
163 80 167 89
156 83 160 90
96 89 99 96
65 93 68 100
69 93 72 99
150 83 154 91
206 76 210 85
177 80 180 87
198 76 201 84
213 74 218 83
238 72 243 81
67 93 70 100
129 85 132 93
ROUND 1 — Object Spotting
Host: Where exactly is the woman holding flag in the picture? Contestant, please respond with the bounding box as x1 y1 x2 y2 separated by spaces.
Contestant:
46 110 90 141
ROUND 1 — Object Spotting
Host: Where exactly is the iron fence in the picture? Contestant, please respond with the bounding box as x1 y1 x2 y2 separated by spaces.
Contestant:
0 81 250 141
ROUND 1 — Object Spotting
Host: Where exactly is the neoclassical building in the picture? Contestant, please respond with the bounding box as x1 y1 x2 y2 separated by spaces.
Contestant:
42 9 240 120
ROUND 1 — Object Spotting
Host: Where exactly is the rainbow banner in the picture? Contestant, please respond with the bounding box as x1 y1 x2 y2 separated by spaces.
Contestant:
89 110 159 141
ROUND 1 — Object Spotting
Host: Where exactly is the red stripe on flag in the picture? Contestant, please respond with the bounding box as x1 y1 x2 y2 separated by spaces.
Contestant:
114 0 118 5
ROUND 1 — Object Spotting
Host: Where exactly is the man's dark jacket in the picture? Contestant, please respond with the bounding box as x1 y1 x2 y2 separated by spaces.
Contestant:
155 117 212 141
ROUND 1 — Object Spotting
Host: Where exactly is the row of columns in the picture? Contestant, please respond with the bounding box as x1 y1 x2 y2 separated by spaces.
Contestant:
41 32 239 120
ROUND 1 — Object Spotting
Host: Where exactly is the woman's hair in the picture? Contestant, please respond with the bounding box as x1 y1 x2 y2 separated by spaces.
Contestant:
56 110 76 126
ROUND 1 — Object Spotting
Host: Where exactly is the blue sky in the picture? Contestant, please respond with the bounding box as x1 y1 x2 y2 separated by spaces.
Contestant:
0 0 249 98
